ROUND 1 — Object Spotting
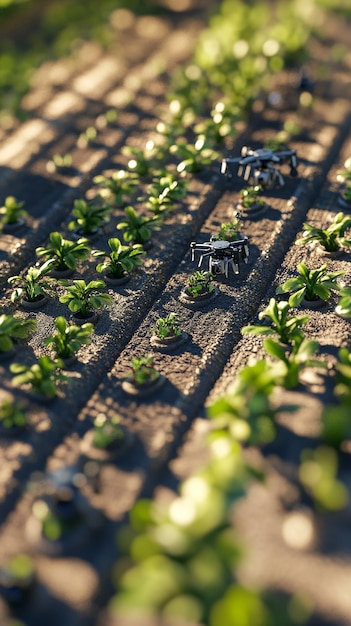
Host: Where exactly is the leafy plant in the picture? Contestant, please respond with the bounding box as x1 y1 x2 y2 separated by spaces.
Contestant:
0 195 27 226
35 231 90 272
241 298 309 347
212 216 242 242
45 316 94 359
93 170 139 207
92 413 126 449
335 287 351 318
336 157 351 183
170 135 219 174
263 337 325 390
153 312 182 339
0 399 27 428
128 354 160 387
117 205 161 246
8 261 56 304
341 181 351 203
93 237 144 279
122 141 164 177
239 185 264 209
185 270 214 298
276 262 344 306
208 359 286 446
59 279 113 319
0 314 36 354
10 356 67 398
194 100 238 144
47 153 73 173
295 212 351 252
68 198 112 235
142 174 188 216
299 446 348 511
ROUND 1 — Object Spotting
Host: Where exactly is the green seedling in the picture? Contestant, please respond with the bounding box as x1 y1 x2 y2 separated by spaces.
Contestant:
208 359 292 446
68 198 112 236
0 195 27 226
92 413 126 450
48 153 73 172
239 185 264 209
335 286 351 318
45 316 94 359
276 262 344 307
212 216 242 242
36 231 90 272
241 298 309 348
93 237 144 279
0 399 27 428
59 279 113 319
93 170 139 207
153 312 182 339
170 135 219 174
10 356 67 398
194 100 238 144
142 175 188 216
8 261 56 304
122 141 164 176
128 354 160 387
299 446 348 511
263 337 326 390
117 205 161 246
0 314 36 354
185 270 214 298
296 212 351 252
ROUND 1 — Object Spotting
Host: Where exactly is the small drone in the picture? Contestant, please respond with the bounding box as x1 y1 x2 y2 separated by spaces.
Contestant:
220 145 298 189
190 237 249 278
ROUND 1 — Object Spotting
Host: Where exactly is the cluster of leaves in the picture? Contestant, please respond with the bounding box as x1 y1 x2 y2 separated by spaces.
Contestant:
153 312 182 340
127 354 160 387
185 270 214 298
296 212 351 252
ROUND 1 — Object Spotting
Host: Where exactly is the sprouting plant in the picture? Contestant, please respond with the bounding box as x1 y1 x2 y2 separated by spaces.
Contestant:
0 314 36 354
59 279 113 319
93 170 139 207
170 135 219 174
122 141 164 176
8 261 56 304
241 298 309 348
0 399 27 428
239 185 264 209
0 195 27 226
336 157 351 183
93 237 144 279
47 153 73 173
128 354 160 386
68 198 112 236
77 125 97 148
117 205 161 246
208 359 290 445
299 446 348 511
335 286 351 318
194 100 238 144
45 316 94 359
153 312 182 339
263 336 325 390
342 181 351 203
35 231 91 272
212 216 242 242
296 212 351 252
276 262 344 306
185 270 214 298
142 174 188 216
10 356 67 398
92 413 126 449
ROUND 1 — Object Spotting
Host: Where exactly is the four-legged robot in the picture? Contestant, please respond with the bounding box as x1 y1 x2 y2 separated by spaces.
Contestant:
190 237 249 277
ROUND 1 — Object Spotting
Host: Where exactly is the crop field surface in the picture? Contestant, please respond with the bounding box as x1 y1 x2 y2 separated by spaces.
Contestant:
0 1 351 625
